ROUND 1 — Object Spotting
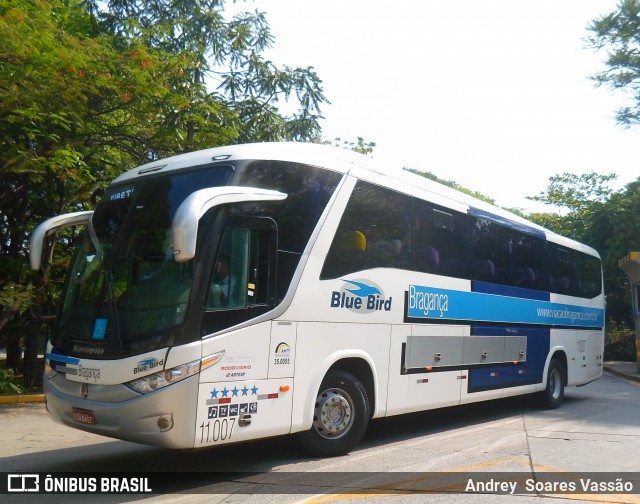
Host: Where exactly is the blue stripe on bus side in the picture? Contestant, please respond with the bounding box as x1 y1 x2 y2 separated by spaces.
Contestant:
467 326 550 392
45 352 80 365
407 284 604 328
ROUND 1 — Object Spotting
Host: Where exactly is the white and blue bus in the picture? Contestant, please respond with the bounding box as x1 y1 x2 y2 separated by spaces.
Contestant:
31 142 604 457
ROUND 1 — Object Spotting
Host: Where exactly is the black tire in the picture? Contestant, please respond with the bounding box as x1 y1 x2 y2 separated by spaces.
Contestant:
535 358 565 410
296 369 370 457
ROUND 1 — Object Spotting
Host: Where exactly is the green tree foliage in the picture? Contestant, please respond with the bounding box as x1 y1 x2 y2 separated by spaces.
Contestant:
585 1 640 354
588 0 640 126
0 0 328 352
519 172 640 359
95 0 326 143
0 367 24 394
588 179 640 324
329 137 377 155
527 172 617 238
527 172 640 328
527 172 616 212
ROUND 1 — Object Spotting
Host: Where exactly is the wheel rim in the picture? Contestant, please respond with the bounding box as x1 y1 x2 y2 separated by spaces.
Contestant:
312 387 354 439
549 368 562 399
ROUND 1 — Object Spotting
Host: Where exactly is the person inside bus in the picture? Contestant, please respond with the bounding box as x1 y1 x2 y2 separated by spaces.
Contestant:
210 254 236 307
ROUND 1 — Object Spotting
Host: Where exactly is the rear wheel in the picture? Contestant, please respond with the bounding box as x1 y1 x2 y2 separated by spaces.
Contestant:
535 358 565 409
296 369 370 457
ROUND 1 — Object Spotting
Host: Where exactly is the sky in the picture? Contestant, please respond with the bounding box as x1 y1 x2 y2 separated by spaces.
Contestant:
226 0 639 213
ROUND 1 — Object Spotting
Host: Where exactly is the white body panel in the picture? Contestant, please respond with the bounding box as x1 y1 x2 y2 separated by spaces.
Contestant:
41 142 605 451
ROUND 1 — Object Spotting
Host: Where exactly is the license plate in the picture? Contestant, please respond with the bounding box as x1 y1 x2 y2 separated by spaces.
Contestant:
72 407 96 425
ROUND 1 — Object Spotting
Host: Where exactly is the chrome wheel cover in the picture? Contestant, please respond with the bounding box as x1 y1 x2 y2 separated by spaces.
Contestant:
312 387 354 439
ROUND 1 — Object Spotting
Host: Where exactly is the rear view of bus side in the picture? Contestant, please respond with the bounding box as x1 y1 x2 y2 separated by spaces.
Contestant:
32 142 604 457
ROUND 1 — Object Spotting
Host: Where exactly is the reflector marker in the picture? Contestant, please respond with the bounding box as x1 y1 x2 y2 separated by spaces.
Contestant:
258 393 279 400
206 397 232 406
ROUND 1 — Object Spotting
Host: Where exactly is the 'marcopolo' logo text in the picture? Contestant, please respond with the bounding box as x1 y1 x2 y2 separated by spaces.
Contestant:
330 279 392 314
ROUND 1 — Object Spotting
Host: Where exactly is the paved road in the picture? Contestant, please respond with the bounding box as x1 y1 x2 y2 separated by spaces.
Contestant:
1 371 640 503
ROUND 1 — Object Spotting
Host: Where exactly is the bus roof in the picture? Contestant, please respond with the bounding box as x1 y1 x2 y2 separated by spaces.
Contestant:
112 142 599 258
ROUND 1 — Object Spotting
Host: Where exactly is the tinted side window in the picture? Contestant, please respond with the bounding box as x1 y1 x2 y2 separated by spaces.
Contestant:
576 251 602 298
512 233 546 290
472 217 546 289
548 243 574 295
321 181 412 279
413 199 470 278
239 161 342 299
239 161 342 253
472 218 510 284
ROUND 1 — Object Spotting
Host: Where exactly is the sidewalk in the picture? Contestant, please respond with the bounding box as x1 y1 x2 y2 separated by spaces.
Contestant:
603 361 640 383
1 362 638 405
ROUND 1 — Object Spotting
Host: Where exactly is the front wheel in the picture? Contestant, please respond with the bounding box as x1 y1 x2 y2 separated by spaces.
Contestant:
296 369 370 457
535 358 565 409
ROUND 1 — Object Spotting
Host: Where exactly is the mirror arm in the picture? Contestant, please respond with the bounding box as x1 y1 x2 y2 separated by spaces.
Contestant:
30 211 94 270
172 186 287 263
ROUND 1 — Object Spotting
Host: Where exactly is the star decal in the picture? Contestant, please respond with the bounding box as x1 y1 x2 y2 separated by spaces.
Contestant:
241 386 249 396
232 386 239 397
251 385 258 395
221 387 229 397
210 388 219 399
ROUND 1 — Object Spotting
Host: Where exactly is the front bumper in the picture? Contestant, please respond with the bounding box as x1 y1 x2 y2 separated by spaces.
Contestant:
44 373 199 449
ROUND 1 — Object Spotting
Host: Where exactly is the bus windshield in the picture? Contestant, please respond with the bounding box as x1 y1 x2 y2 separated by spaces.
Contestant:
59 166 233 349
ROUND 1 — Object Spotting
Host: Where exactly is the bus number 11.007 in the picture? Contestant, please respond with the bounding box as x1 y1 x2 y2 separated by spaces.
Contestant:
199 418 236 444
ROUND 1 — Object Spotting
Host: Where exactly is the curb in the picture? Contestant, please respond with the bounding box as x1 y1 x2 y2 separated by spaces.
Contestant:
0 394 45 404
603 365 640 384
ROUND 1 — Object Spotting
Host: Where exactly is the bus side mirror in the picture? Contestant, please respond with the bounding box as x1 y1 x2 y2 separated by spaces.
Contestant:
29 211 94 270
171 186 286 263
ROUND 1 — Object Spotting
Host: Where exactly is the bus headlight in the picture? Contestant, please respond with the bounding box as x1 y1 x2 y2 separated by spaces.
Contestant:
126 359 200 394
